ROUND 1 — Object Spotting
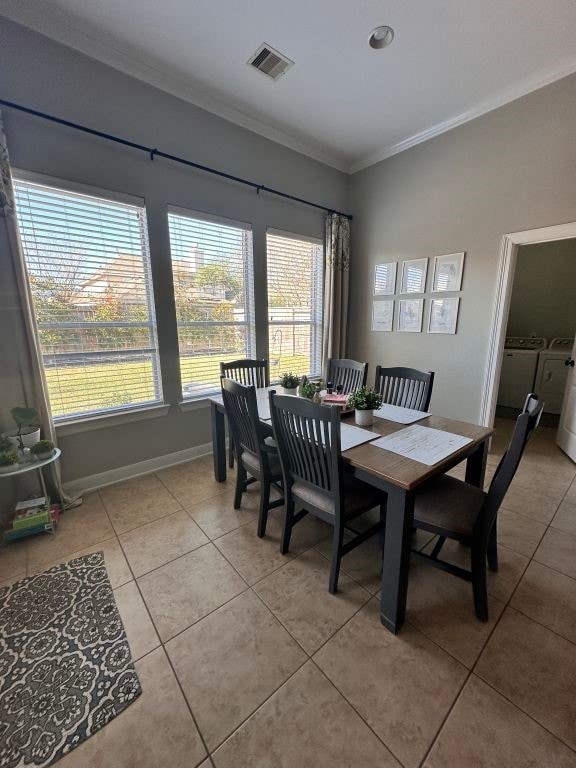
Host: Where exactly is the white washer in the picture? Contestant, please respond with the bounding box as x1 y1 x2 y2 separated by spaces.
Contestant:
534 337 574 414
497 337 547 409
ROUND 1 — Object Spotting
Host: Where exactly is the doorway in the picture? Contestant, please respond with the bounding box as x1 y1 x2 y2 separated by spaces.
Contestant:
481 222 576 458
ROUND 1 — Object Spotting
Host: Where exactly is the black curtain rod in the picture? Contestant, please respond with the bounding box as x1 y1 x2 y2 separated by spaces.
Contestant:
0 98 353 220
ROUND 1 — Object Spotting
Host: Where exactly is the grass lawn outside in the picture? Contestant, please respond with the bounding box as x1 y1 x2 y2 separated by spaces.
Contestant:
47 352 313 418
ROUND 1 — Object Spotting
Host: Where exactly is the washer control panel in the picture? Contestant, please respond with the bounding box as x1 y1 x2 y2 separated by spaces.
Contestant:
504 337 547 351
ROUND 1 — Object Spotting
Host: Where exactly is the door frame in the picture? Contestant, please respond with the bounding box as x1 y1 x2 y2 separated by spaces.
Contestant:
480 221 576 427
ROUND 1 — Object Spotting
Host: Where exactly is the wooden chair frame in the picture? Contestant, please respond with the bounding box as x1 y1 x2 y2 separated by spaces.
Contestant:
374 366 434 411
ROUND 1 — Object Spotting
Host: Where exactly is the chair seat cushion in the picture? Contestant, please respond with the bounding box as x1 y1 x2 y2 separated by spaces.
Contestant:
414 475 487 538
241 439 281 479
292 472 382 518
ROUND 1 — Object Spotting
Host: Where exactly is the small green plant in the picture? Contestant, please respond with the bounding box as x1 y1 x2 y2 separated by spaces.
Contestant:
0 435 12 452
280 372 301 389
30 439 55 456
346 387 383 411
10 406 41 450
0 451 19 467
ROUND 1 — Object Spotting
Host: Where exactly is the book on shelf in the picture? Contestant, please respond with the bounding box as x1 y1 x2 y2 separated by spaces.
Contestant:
4 504 60 542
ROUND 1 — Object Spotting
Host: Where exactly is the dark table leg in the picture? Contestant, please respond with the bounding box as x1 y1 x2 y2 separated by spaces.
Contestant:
465 438 489 488
380 486 415 634
211 401 227 483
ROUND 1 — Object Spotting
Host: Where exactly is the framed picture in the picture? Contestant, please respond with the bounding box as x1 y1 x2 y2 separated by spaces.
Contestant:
397 299 424 332
432 252 465 292
371 299 394 331
373 262 397 295
400 258 428 294
428 297 460 334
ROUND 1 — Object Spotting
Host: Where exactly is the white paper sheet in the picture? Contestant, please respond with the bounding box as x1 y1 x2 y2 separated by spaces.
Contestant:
371 424 472 465
374 403 430 425
340 424 379 451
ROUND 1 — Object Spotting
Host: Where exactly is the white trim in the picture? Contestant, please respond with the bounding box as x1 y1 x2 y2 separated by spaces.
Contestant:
0 0 349 173
167 204 253 231
480 221 576 427
178 398 211 412
13 167 145 208
267 227 323 246
350 58 576 173
63 440 215 495
55 404 171 436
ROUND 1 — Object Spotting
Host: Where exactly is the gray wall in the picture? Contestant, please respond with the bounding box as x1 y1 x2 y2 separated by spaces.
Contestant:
348 74 576 422
0 17 349 482
507 239 576 341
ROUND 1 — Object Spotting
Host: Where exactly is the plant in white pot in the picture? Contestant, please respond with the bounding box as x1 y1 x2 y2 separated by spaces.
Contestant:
0 450 20 474
30 439 55 461
347 387 383 427
2 407 41 452
280 372 301 395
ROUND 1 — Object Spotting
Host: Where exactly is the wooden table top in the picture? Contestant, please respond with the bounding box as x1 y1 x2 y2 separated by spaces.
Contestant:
341 413 493 491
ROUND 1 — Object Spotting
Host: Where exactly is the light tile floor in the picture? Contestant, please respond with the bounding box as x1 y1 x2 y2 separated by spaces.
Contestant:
2 424 576 767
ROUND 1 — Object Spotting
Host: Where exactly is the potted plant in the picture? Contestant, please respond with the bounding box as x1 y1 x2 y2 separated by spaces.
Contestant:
0 451 20 474
30 439 55 461
2 407 41 451
299 378 321 400
0 435 12 453
280 372 300 395
347 387 383 426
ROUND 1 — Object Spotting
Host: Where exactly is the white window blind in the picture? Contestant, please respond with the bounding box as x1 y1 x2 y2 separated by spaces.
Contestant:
267 229 324 380
168 208 256 398
13 178 163 420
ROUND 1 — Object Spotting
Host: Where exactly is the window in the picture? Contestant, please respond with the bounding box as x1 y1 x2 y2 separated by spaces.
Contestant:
168 208 255 398
267 229 323 380
13 177 162 420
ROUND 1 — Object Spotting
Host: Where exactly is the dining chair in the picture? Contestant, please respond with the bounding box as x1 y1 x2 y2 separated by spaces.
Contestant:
268 391 386 593
374 366 434 411
220 359 270 468
327 358 368 393
221 378 283 538
411 393 543 620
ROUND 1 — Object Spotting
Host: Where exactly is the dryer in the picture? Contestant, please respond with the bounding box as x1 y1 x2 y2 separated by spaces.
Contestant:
497 337 547 409
535 337 574 414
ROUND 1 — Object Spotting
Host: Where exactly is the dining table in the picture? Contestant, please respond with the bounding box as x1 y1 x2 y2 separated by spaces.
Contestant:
208 388 493 634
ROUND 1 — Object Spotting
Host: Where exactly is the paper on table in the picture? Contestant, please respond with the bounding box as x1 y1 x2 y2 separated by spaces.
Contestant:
371 424 472 465
374 403 429 425
340 424 379 451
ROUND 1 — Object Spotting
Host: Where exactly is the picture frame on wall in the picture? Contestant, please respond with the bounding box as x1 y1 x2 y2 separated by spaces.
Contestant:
397 299 424 332
428 297 460 334
432 252 465 292
400 258 428 294
373 262 397 295
371 299 394 331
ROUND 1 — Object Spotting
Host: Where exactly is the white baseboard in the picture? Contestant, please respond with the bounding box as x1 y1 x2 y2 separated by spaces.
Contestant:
63 441 216 496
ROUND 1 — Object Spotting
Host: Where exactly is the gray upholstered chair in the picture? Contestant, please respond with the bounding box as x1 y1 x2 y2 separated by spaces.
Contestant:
412 393 543 620
269 391 385 594
326 358 368 393
221 377 282 538
374 366 434 411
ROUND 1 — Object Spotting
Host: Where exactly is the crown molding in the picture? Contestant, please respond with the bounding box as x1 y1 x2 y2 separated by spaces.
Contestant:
349 56 576 174
0 0 350 173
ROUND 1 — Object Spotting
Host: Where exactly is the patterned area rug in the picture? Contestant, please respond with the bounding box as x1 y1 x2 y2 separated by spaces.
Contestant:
0 552 141 767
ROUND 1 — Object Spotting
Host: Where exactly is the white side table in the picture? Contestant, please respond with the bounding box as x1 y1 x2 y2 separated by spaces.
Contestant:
0 448 65 510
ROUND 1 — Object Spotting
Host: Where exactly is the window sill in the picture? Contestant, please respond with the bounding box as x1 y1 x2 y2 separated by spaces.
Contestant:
55 404 171 436
178 398 213 413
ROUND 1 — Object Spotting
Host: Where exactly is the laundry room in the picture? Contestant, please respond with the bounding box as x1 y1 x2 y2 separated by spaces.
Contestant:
497 238 576 427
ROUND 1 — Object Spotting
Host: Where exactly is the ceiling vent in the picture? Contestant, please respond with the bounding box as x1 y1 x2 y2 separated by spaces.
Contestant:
248 43 294 81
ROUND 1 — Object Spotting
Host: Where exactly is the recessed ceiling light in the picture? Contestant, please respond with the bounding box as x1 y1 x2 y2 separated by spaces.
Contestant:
368 25 395 50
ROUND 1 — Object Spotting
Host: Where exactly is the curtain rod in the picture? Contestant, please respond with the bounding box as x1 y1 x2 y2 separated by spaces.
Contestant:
0 98 353 221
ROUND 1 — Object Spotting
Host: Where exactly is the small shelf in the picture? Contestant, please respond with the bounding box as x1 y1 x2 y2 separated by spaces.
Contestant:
0 448 62 478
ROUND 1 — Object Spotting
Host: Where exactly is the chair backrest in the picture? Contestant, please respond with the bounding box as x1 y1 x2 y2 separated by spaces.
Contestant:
221 377 264 461
220 358 270 388
269 391 342 510
327 358 368 393
374 366 434 411
480 393 544 537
